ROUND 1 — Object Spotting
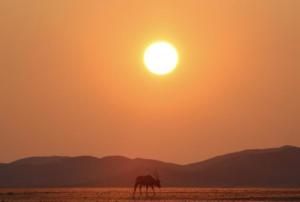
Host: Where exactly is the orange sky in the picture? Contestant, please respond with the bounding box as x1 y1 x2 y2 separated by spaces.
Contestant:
1 0 299 163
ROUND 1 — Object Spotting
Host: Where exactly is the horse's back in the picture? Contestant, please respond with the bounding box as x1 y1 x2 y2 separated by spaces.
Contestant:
135 175 153 185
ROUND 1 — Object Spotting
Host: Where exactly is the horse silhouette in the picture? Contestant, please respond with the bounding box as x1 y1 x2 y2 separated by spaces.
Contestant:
133 174 161 196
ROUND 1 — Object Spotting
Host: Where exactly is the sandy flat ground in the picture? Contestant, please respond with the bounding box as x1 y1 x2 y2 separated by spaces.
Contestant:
0 188 300 201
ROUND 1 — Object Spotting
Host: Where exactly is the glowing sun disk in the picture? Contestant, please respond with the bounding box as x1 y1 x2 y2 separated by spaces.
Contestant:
144 41 178 75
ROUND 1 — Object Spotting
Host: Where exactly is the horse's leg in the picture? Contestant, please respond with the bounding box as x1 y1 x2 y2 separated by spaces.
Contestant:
139 184 142 196
151 185 155 195
133 183 138 196
146 185 148 196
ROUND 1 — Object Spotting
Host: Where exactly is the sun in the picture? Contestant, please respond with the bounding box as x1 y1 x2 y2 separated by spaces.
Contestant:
144 41 178 75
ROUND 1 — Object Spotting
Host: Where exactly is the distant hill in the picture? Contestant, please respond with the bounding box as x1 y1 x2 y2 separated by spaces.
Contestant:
10 156 69 166
0 145 300 187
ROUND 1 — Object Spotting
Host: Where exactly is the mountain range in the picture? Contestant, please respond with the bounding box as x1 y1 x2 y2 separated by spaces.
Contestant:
0 145 300 187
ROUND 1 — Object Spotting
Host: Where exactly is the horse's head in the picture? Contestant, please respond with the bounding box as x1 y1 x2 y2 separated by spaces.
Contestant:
155 178 161 188
153 171 161 188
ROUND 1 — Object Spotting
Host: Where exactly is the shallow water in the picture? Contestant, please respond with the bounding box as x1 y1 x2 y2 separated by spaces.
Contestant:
0 188 300 201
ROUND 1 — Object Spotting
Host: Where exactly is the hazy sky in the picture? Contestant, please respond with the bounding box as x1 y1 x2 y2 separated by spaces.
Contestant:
1 0 299 164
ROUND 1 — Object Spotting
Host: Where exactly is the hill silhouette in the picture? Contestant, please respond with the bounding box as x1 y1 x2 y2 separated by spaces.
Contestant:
0 145 299 187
